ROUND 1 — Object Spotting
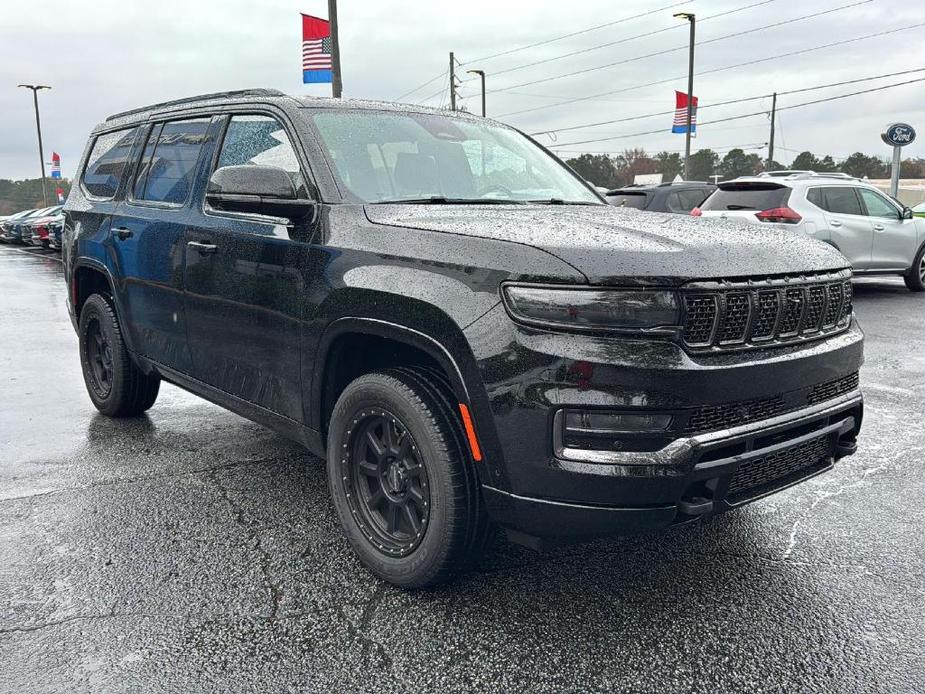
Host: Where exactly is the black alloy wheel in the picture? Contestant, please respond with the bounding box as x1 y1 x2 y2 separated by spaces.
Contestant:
84 316 114 399
344 408 431 556
78 293 161 417
326 368 491 588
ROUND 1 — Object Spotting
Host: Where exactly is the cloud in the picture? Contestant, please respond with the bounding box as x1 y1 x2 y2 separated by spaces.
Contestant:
1 0 922 179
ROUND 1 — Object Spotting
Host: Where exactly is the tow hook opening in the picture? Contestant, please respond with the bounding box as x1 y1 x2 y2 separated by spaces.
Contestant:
678 480 717 518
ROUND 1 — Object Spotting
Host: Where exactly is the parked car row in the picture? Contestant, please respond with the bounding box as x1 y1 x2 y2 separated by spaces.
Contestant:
692 172 925 292
0 205 64 250
603 172 925 292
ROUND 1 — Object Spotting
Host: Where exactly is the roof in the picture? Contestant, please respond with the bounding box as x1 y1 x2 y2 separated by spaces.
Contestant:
725 173 865 187
101 88 490 129
606 181 715 194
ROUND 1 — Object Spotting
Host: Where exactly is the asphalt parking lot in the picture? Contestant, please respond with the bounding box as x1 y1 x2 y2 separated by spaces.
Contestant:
1 244 924 694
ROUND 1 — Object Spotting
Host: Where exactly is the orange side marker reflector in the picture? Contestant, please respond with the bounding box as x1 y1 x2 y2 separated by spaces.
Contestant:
458 403 483 462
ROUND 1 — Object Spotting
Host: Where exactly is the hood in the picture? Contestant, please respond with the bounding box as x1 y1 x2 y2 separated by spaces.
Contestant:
364 204 849 285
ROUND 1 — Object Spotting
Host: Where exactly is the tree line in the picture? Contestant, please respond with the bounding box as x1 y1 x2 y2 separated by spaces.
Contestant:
564 148 925 189
0 178 72 216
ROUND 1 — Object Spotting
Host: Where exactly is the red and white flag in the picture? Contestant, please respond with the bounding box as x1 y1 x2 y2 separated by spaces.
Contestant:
672 91 698 134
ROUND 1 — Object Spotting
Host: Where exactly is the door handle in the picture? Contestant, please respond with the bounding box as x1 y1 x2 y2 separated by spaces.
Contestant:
113 227 133 240
829 220 842 227
187 241 218 255
873 224 885 231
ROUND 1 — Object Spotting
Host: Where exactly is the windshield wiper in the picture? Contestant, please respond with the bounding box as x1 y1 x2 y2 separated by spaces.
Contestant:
526 198 600 206
372 196 525 205
725 204 757 210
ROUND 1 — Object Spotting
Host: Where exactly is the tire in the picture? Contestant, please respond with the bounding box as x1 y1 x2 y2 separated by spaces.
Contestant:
904 243 925 292
327 368 490 588
78 293 160 417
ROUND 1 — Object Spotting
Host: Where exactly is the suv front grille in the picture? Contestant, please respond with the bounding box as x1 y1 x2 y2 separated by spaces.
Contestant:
684 371 859 434
681 271 852 351
727 435 832 502
807 372 859 405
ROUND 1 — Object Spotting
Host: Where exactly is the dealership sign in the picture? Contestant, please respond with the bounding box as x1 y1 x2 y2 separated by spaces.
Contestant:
881 123 916 147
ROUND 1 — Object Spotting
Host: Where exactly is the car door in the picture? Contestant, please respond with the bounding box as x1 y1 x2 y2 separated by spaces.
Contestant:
815 186 873 269
182 113 314 422
857 187 918 270
109 117 214 373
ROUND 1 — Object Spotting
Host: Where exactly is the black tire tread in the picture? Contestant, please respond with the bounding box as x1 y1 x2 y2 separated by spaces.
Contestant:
79 293 160 417
903 243 925 292
328 367 489 587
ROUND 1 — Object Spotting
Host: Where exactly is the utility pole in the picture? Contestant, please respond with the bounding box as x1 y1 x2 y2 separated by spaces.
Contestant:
327 0 343 97
18 84 51 207
674 13 695 180
767 92 777 170
449 52 457 111
467 69 486 116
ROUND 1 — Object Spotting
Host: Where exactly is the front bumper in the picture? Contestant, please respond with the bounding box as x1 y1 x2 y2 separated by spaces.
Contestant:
484 394 861 540
465 304 864 540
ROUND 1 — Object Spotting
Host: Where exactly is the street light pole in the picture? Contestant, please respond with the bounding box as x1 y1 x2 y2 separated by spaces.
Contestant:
674 13 695 180
467 69 486 116
18 84 51 206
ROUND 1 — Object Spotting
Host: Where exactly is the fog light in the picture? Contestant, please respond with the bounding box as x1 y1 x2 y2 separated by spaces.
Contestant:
563 410 672 434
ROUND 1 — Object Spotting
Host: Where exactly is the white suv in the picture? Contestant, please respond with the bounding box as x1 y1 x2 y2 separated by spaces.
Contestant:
694 172 925 291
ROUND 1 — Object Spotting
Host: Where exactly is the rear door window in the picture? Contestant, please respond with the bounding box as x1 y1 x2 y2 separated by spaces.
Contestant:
606 193 648 209
133 119 211 205
81 127 141 199
700 184 789 211
821 187 863 216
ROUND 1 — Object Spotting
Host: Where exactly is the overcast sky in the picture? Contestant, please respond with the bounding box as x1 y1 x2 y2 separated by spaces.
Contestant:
2 0 923 179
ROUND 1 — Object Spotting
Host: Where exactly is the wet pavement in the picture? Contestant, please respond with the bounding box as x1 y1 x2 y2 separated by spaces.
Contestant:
1 243 924 693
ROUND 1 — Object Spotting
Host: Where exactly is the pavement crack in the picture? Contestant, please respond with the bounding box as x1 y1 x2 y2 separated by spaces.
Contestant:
207 469 282 621
781 462 891 560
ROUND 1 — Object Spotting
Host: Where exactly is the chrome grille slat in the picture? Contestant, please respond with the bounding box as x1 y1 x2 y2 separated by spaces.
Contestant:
680 271 852 352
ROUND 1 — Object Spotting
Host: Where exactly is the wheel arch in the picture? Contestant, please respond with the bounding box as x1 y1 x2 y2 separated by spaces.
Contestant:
309 314 507 485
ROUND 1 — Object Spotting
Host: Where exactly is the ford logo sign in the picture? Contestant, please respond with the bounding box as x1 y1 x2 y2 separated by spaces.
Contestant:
881 123 916 147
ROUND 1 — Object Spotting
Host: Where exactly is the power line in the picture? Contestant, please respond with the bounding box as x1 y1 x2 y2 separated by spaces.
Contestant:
487 0 779 80
531 67 925 137
486 0 872 95
555 76 925 147
395 71 447 102
497 20 925 119
458 0 695 66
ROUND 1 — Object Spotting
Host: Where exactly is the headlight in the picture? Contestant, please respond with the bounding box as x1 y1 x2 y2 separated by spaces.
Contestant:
501 284 680 331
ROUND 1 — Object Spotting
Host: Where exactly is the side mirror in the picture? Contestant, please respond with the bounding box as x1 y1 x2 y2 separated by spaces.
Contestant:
206 165 315 222
902 206 914 220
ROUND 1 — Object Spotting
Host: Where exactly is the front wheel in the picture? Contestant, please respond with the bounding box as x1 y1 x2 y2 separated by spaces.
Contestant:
904 244 925 292
327 368 489 588
78 293 160 417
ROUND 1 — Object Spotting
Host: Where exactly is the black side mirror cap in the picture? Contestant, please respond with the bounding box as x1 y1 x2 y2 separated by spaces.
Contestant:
206 164 316 223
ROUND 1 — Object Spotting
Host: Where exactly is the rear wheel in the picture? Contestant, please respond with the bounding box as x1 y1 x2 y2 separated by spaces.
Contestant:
78 293 160 417
327 368 489 588
904 244 925 292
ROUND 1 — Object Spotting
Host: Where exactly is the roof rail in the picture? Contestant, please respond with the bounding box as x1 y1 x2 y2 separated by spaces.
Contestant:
106 88 287 122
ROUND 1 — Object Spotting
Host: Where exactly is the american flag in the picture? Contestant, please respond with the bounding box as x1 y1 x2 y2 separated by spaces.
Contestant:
302 14 333 83
672 91 698 134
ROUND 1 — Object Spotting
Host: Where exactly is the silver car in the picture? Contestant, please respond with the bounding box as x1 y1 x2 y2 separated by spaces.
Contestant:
696 172 925 291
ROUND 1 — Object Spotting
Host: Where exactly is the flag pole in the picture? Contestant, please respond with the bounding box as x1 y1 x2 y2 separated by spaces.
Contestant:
327 0 343 97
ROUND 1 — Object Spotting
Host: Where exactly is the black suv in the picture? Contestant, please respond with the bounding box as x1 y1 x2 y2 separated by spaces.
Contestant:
605 182 715 213
63 90 863 587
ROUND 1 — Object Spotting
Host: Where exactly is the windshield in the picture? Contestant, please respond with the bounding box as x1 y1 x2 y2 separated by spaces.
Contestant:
307 110 601 205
